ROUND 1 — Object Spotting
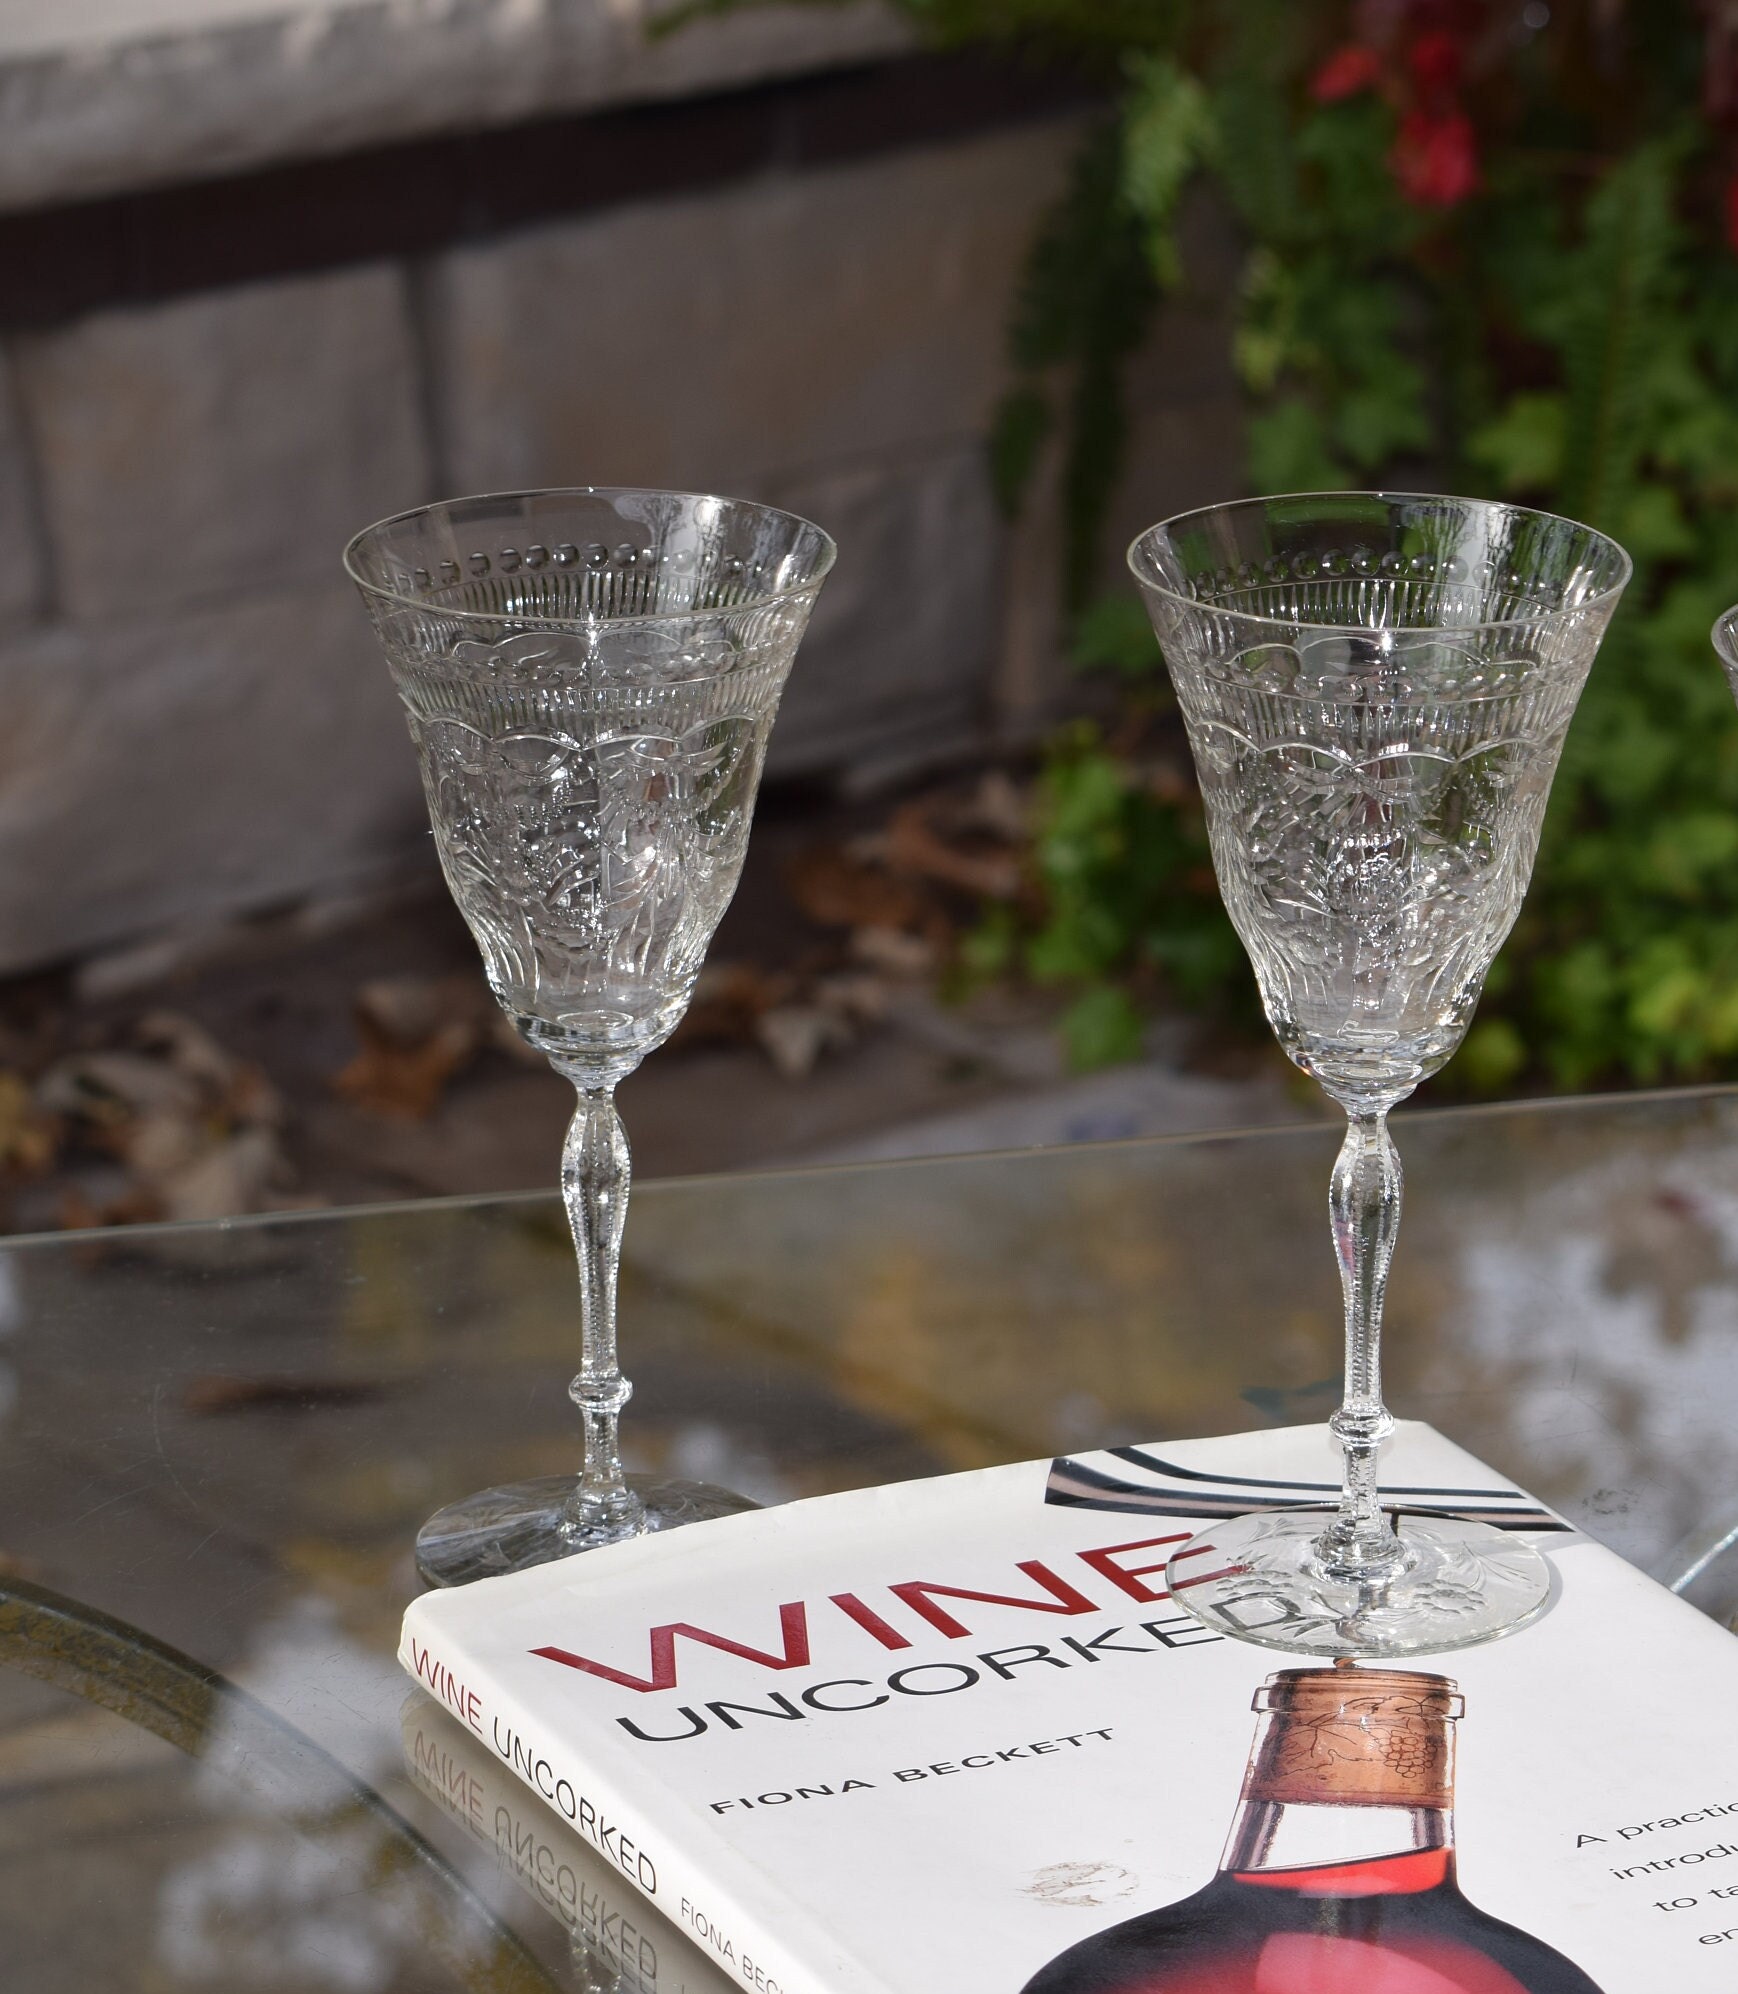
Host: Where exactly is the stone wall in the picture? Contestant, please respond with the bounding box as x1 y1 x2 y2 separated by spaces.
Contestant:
0 6 1243 977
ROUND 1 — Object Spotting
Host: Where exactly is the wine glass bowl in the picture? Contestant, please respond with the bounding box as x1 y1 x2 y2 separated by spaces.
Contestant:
1711 604 1738 699
1130 494 1629 1656
347 489 834 1586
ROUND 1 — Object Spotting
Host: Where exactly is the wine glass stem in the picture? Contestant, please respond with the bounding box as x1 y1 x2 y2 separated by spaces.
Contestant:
560 1082 645 1535
1316 1106 1405 1580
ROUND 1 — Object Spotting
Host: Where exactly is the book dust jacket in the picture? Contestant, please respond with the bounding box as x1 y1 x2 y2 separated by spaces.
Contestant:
401 1423 1738 1994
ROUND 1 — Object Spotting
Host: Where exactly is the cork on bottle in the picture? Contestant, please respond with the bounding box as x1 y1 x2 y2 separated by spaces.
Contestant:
1241 1664 1465 1809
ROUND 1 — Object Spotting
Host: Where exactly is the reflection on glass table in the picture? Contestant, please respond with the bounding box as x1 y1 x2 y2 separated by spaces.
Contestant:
4 1085 1738 1989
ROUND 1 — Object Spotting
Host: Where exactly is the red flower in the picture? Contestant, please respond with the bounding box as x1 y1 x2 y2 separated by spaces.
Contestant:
1407 29 1465 99
1391 107 1480 208
1725 171 1738 254
1311 43 1384 102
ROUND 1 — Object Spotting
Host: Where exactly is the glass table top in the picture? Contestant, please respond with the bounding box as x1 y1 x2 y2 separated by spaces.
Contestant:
6 1084 1738 1989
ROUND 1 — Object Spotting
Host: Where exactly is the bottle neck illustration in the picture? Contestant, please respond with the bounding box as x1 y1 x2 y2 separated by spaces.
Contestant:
1217 1663 1463 1895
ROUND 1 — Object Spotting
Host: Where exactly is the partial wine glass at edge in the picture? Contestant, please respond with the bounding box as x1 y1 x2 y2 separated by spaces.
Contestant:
1128 493 1629 1659
346 487 834 1587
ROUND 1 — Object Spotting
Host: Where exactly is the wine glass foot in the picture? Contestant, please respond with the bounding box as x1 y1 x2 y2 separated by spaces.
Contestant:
414 1473 759 1588
1165 1507 1553 1658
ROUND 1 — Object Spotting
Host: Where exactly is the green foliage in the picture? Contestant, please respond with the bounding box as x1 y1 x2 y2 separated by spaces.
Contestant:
1060 985 1147 1068
1122 54 1216 284
992 120 1160 607
703 0 1738 1086
1005 722 1246 1067
1068 592 1163 677
1555 141 1685 533
968 0 1738 1090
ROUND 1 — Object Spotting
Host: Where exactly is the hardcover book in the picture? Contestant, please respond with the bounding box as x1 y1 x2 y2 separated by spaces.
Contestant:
399 1422 1738 1993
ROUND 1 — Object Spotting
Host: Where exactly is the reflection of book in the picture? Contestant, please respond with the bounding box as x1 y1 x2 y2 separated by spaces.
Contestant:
403 1695 735 1994
399 1422 1738 1994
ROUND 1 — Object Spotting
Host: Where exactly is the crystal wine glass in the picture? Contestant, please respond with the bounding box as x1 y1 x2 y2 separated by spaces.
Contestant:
1710 605 1738 724
1129 493 1629 1657
345 488 834 1586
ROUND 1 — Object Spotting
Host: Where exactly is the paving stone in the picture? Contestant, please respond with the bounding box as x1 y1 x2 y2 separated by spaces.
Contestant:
0 582 424 974
13 267 428 621
430 120 1080 495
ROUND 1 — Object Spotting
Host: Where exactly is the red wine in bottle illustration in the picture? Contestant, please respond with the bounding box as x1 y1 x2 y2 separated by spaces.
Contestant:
1022 1663 1605 1994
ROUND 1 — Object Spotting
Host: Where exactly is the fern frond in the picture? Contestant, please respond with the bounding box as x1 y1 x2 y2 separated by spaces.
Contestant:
1559 144 1679 531
998 119 1157 599
1121 54 1214 284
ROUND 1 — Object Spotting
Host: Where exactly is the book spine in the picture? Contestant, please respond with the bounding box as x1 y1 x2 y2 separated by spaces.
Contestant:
402 1624 853 1994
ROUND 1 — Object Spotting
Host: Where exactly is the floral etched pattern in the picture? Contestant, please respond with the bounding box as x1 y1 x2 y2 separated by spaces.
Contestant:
1173 647 1584 1098
403 673 785 1072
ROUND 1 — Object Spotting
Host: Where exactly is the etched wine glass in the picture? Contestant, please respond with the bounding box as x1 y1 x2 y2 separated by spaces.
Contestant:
345 489 834 1586
1710 606 1738 723
1130 493 1629 1657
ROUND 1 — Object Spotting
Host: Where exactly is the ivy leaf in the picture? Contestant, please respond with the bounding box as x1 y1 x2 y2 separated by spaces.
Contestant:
1559 144 1681 532
1207 5 1305 245
989 386 1052 517
1645 811 1738 899
1468 392 1567 494
1456 1016 1527 1093
1617 483 1695 563
1332 357 1432 467
1072 592 1162 678
1060 986 1146 1070
1234 248 1298 393
1004 119 1158 606
1247 398 1346 492
1121 54 1215 285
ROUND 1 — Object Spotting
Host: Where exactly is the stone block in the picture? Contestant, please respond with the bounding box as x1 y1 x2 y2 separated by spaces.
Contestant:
430 120 1080 498
1107 190 1245 567
760 442 999 778
14 267 428 622
0 582 425 974
0 0 911 213
987 190 1247 730
0 354 42 632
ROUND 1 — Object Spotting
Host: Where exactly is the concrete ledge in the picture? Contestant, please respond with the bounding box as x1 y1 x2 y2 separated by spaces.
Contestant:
0 0 912 213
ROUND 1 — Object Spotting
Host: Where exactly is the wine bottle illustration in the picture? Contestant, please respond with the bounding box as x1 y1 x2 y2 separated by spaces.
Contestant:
1022 1662 1605 1994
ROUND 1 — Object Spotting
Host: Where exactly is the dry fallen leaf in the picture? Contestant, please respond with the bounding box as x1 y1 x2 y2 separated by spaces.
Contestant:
673 960 793 1049
850 925 937 979
37 1050 201 1125
786 846 930 932
183 1375 384 1415
332 975 489 1118
156 1126 290 1225
755 1003 853 1080
354 975 489 1047
885 800 1022 900
334 1016 479 1119
814 972 891 1027
958 769 1029 843
0 1070 58 1176
136 1011 238 1093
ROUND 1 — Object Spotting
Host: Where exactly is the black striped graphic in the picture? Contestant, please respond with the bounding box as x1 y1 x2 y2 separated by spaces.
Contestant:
1046 1443 1569 1533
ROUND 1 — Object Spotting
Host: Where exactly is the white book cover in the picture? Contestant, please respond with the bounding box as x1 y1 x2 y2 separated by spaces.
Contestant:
399 1422 1738 1994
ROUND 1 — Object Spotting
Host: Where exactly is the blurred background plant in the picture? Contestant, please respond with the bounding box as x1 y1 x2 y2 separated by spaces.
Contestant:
796 0 1738 1088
